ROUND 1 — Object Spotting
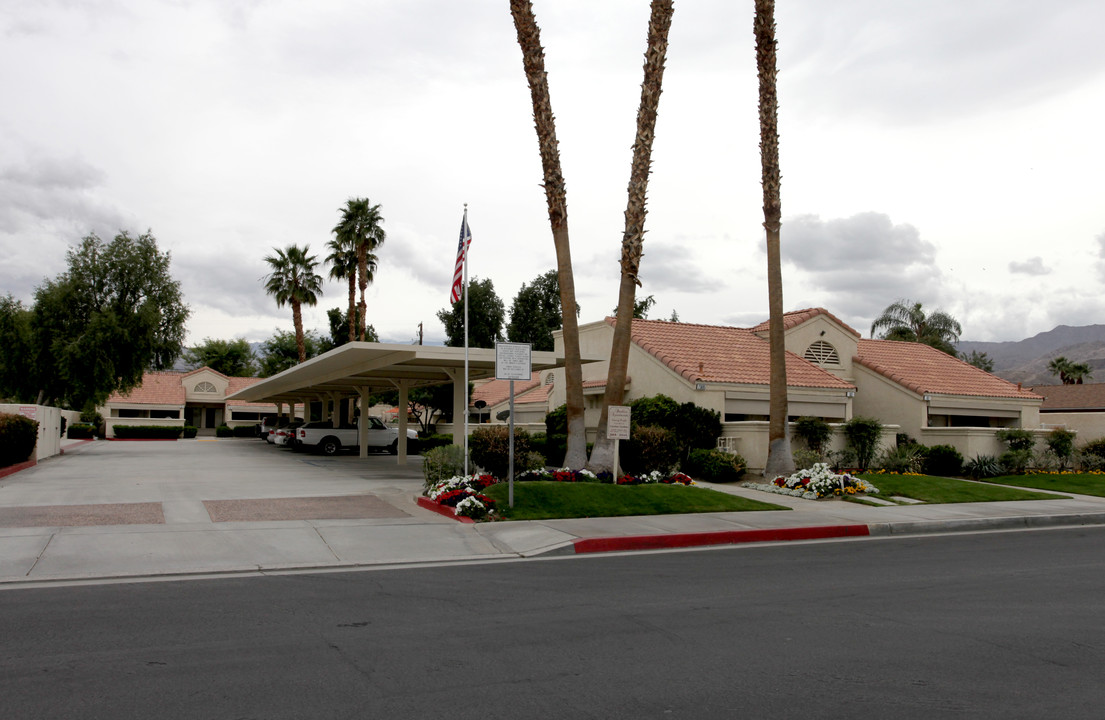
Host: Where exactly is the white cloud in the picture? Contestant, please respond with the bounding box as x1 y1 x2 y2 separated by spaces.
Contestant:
1008 257 1051 276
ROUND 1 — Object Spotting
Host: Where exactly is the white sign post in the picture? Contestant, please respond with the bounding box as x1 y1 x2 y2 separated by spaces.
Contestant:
495 342 532 508
607 405 631 479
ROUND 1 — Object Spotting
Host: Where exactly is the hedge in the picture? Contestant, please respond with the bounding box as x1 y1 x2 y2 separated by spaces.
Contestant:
0 412 38 467
67 423 97 439
112 425 183 440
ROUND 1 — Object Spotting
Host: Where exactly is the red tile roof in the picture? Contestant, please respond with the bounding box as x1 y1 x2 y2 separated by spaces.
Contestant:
471 373 542 408
857 339 1040 400
750 307 862 338
108 372 186 405
225 376 268 407
515 384 551 405
1027 383 1105 411
608 317 854 390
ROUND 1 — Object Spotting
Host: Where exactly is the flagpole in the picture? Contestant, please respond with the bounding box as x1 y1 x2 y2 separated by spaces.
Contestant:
462 204 470 477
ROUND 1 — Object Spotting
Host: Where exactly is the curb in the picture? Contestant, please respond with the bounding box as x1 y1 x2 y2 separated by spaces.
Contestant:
572 524 871 554
415 496 476 524
0 457 37 480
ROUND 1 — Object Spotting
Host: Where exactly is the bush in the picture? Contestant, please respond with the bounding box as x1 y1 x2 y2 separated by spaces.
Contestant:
827 447 857 472
522 451 547 473
794 417 832 456
923 444 964 476
1076 447 1105 472
792 448 820 471
418 433 454 453
843 416 883 471
621 425 680 476
627 395 720 462
1079 437 1105 461
996 428 1036 452
0 412 38 467
182 425 199 439
469 425 531 480
964 454 1003 479
230 425 256 437
1000 448 1033 475
628 394 680 429
112 425 183 440
877 444 925 474
67 423 96 439
422 444 469 491
215 425 233 437
685 448 746 482
545 404 568 436
60 416 68 437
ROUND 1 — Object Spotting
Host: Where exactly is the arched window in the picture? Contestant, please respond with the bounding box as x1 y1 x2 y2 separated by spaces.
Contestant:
544 373 555 386
194 381 217 393
804 340 840 366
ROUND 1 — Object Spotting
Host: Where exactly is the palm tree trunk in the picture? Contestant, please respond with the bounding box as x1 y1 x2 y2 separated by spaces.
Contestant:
347 274 356 343
510 0 587 468
589 0 674 474
756 0 794 478
357 247 368 342
292 301 306 363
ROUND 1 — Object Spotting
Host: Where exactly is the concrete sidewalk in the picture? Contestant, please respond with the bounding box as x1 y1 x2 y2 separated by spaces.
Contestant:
3 438 1105 587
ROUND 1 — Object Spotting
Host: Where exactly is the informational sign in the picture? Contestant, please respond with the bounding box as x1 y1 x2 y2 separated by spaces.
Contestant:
607 405 631 440
495 342 532 381
19 406 36 420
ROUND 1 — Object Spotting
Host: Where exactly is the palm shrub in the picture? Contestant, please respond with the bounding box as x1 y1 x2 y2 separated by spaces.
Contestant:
685 448 746 482
964 454 1003 479
621 425 680 476
922 444 963 476
469 425 531 480
421 444 469 491
843 416 883 471
877 444 925 474
794 417 832 458
0 412 38 467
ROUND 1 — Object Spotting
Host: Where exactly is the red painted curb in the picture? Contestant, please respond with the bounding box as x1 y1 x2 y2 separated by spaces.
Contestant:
0 457 37 480
416 496 476 524
572 524 871 554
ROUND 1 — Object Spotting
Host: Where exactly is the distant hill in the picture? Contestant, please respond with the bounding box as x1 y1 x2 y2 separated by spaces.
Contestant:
958 324 1105 387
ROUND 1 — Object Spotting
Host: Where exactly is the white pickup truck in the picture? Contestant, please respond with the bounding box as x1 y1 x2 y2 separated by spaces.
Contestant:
296 417 418 456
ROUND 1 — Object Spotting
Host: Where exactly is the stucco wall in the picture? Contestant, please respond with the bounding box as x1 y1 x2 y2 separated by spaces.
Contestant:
0 404 66 461
1039 413 1105 445
779 315 860 382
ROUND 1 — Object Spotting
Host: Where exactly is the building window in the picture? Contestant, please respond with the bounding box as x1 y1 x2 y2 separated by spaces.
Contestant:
194 381 217 393
150 409 180 419
804 340 840 366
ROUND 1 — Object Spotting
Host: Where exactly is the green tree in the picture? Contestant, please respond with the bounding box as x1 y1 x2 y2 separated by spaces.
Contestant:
324 307 376 351
870 299 963 356
31 231 189 411
183 338 258 377
507 270 564 352
325 233 372 344
258 329 323 377
961 349 994 373
332 198 385 342
1048 356 1092 385
611 294 656 320
0 295 35 402
263 244 323 363
437 276 505 348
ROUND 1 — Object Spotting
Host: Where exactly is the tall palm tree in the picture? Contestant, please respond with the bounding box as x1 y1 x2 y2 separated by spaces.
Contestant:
870 299 962 356
325 235 375 343
1048 356 1093 385
589 0 675 474
333 198 385 341
756 0 794 478
263 244 323 363
509 0 588 469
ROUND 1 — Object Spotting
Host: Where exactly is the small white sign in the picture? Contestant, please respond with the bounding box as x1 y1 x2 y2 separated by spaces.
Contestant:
607 405 631 440
19 406 36 420
495 342 532 381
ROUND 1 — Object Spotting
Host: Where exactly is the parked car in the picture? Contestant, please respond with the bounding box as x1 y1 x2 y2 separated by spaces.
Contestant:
273 420 304 447
296 416 418 456
264 418 295 444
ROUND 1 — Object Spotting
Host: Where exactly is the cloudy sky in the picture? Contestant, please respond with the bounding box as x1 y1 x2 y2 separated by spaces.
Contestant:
2 0 1104 348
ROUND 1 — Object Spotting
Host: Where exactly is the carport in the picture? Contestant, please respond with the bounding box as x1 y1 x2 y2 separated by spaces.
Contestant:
225 342 571 464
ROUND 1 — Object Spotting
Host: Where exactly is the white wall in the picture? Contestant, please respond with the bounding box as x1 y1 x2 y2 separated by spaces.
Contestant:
0 404 66 461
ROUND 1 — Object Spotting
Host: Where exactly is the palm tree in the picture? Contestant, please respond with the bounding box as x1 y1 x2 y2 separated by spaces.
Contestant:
325 235 375 343
263 244 323 363
589 0 675 474
1047 356 1071 384
756 0 794 478
1048 356 1093 385
509 0 588 469
332 198 385 341
870 300 962 356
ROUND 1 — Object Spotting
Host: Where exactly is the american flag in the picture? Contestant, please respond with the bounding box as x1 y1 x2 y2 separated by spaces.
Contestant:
450 211 472 304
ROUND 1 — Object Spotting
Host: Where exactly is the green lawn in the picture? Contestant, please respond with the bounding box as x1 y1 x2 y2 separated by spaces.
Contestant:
858 473 1065 504
483 481 788 521
979 473 1105 498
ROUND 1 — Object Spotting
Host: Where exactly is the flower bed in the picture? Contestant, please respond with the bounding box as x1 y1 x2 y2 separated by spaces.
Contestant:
741 463 880 500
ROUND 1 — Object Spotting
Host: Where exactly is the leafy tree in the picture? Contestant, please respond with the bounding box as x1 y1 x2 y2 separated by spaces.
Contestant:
31 231 189 411
263 244 323 363
332 198 385 342
437 276 505 348
0 295 35 402
612 294 656 320
408 382 472 434
507 270 564 352
961 349 994 372
258 329 323 377
183 338 258 377
870 299 962 356
323 307 376 351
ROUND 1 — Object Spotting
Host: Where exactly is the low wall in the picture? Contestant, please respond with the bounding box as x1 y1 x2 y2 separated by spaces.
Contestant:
919 427 1050 460
718 421 900 475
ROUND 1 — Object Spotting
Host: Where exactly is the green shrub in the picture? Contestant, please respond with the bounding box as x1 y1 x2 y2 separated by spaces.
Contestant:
923 444 964 476
621 425 680 476
60 416 68 437
996 428 1036 452
843 416 883 471
999 448 1033 475
469 425 531 480
182 425 199 439
627 394 680 429
792 448 821 471
418 433 454 453
0 412 38 467
964 454 1003 479
794 417 832 456
1076 447 1105 472
112 425 183 440
545 404 568 436
230 425 255 437
685 448 746 482
215 424 232 437
828 447 857 472
67 423 96 439
522 451 547 473
422 444 469 491
1080 437 1105 461
627 395 720 462
877 444 925 474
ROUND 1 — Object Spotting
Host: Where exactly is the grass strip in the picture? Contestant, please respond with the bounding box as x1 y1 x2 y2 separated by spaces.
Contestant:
859 473 1065 504
978 473 1105 498
483 481 787 521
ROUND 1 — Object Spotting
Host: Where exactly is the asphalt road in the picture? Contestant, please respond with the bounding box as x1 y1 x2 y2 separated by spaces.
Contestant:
3 527 1104 719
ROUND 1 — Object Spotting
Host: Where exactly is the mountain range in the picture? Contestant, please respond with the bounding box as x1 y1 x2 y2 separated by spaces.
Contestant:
957 324 1105 387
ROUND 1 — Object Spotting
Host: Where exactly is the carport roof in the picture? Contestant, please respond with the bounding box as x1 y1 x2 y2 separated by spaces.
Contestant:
225 342 583 405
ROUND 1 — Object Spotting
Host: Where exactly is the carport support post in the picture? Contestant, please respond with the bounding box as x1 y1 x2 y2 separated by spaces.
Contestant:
329 393 342 427
357 388 370 459
397 379 410 465
445 368 468 474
